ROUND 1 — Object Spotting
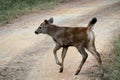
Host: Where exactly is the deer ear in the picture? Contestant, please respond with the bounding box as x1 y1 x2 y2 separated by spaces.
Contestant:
44 20 49 24
48 17 54 23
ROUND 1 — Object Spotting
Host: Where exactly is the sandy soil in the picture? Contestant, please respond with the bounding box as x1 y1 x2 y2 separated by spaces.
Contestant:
0 0 120 80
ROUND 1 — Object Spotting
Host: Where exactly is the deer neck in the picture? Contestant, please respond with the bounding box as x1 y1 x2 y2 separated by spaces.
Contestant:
47 25 59 37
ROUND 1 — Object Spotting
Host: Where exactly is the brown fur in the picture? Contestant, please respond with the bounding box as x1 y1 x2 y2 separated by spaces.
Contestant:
35 17 102 75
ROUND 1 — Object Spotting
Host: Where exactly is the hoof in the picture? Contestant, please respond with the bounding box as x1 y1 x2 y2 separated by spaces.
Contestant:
75 70 80 75
75 72 79 75
59 68 63 73
93 64 98 67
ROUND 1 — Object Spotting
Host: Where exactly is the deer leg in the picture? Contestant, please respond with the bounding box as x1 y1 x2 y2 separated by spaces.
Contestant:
59 47 68 73
86 45 103 73
53 44 62 66
87 46 102 65
75 45 88 75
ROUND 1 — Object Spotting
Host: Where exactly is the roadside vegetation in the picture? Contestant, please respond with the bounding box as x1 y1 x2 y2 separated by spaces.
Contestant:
0 0 70 24
105 33 120 80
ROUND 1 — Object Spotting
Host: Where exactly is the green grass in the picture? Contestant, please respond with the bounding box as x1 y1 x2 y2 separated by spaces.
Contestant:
105 34 120 80
0 0 70 24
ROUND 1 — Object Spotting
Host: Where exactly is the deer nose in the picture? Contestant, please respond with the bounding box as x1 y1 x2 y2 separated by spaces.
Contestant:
35 31 38 34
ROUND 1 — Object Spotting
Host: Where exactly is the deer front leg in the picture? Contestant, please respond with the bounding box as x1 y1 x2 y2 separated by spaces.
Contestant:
59 47 68 73
53 44 62 66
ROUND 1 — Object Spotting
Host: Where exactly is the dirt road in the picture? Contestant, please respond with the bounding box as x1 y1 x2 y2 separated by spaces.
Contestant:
0 0 120 80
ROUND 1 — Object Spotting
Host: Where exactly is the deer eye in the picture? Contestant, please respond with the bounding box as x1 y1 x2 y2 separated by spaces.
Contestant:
39 27 41 29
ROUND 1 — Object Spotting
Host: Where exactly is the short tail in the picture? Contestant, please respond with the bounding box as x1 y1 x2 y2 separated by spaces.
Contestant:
87 17 97 30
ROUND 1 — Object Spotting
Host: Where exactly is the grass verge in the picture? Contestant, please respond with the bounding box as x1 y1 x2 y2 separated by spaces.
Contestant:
0 0 70 24
105 34 120 80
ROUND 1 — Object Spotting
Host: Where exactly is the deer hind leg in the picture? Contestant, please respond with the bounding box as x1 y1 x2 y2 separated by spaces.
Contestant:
59 47 68 73
75 45 88 75
86 43 103 74
87 30 102 65
86 30 103 73
53 44 62 66
86 44 102 65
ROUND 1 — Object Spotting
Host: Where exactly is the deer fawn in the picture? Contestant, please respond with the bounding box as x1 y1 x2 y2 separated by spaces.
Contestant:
35 17 102 75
